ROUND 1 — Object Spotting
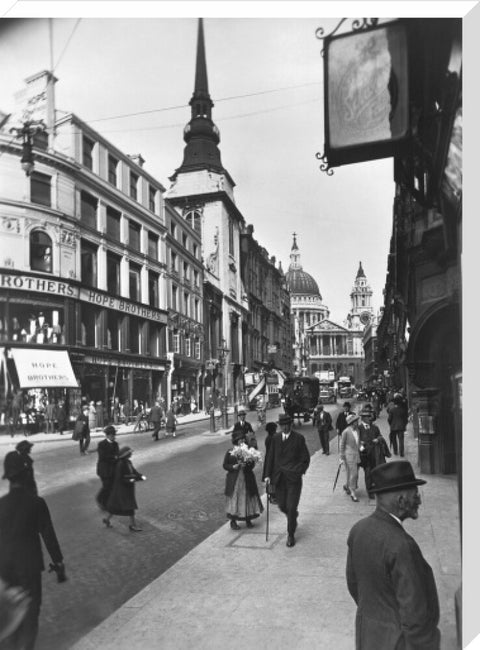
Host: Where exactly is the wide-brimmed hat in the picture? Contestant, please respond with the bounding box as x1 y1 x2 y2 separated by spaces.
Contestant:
346 414 359 425
369 461 426 494
278 413 292 425
104 425 116 437
118 446 133 459
16 440 33 452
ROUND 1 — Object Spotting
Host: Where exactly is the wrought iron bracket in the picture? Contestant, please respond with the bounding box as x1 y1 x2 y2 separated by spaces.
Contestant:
315 151 334 176
315 18 379 55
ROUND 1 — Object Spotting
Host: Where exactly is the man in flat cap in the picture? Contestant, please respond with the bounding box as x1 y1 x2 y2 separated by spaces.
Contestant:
264 413 310 547
3 440 37 496
346 460 440 650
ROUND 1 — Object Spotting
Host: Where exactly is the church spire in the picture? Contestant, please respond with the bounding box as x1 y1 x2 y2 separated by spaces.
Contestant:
170 18 224 180
356 261 366 279
289 232 302 271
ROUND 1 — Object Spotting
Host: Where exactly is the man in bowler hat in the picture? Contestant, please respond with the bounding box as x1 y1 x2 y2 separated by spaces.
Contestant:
264 413 310 547
346 461 440 650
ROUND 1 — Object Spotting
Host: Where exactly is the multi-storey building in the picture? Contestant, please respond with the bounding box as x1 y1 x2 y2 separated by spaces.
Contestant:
240 223 293 376
164 201 204 410
0 71 170 422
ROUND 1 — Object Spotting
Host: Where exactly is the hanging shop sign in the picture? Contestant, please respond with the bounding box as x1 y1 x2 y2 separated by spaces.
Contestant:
324 20 409 167
9 348 78 388
79 289 168 323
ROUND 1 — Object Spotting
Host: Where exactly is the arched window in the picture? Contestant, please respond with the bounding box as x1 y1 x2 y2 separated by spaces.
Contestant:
30 230 52 273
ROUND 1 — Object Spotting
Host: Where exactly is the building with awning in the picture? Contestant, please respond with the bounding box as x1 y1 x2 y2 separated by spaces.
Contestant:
7 348 78 389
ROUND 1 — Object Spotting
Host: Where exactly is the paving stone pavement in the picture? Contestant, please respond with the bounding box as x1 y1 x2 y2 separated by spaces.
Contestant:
71 410 461 650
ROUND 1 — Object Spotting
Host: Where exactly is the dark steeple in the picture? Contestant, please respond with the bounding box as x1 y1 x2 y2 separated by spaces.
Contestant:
356 261 366 279
170 18 224 180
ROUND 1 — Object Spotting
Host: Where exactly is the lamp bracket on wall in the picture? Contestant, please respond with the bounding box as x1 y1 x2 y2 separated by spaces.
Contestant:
315 151 334 176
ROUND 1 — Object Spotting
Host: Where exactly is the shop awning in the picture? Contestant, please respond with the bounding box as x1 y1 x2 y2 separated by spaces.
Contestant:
10 348 79 388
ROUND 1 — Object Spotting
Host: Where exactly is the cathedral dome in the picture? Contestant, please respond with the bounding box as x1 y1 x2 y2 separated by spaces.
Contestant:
285 268 321 297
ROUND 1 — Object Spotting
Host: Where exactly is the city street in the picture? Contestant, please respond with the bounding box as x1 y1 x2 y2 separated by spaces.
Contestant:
1 406 329 650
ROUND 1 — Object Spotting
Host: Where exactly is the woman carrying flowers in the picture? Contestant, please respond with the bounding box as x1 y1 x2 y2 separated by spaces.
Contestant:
223 430 264 530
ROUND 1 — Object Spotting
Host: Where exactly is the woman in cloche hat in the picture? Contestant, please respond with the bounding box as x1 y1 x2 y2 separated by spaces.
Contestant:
103 446 146 532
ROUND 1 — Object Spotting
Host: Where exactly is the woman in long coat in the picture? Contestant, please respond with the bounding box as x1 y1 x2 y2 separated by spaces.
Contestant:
223 430 263 530
103 446 145 531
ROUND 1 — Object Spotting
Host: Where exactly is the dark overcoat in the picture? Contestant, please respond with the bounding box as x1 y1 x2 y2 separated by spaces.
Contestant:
0 486 63 585
264 430 310 486
388 403 409 431
96 439 120 479
223 449 260 498
347 509 440 650
106 458 143 515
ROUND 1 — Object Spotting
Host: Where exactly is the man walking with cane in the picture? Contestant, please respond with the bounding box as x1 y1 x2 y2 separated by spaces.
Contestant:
264 413 310 547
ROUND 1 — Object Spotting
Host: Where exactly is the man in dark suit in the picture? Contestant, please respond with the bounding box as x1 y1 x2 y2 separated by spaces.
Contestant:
95 425 120 511
149 401 164 441
264 413 310 547
346 461 440 650
232 409 257 448
358 408 383 499
388 394 409 456
335 401 355 439
0 467 65 650
315 404 333 455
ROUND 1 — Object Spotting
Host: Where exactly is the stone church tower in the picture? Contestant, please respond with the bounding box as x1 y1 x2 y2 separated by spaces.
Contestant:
346 261 374 331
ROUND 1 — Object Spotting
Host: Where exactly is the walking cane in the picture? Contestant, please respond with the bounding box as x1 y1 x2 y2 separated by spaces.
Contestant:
266 483 270 542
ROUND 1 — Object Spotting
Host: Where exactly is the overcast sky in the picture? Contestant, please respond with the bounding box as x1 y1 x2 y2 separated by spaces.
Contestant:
0 3 471 323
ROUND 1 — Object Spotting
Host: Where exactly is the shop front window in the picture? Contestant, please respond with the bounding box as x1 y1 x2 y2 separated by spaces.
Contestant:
30 230 52 273
81 240 97 287
5 306 64 344
129 317 140 353
80 304 98 347
106 310 119 350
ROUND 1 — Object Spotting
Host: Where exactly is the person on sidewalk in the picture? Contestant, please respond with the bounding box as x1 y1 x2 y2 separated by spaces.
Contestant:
3 440 38 496
72 406 91 455
315 404 333 455
358 408 389 499
95 425 119 511
0 466 66 650
335 401 355 442
232 409 257 449
56 400 67 436
264 413 310 547
149 401 164 441
164 407 177 438
104 447 146 532
223 430 264 530
388 394 409 456
339 414 361 502
346 460 440 650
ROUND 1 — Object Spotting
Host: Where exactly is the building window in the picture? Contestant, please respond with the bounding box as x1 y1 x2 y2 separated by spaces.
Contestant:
80 191 97 229
194 271 199 289
183 262 189 282
129 263 141 302
106 309 119 350
106 252 121 294
130 171 138 200
170 222 176 238
128 220 141 250
171 286 177 310
185 337 191 357
185 209 202 234
193 244 198 259
108 155 118 186
173 333 180 354
228 219 234 255
148 323 159 356
81 240 97 287
149 186 156 212
171 252 177 273
80 304 97 347
106 206 121 240
195 340 201 360
30 230 52 273
148 233 158 259
129 317 140 353
83 136 94 170
184 292 189 316
148 271 159 308
31 171 51 207
194 299 199 321
182 233 188 248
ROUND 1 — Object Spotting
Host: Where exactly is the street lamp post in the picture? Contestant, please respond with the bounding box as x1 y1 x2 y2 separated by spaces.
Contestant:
219 338 230 429
10 120 46 177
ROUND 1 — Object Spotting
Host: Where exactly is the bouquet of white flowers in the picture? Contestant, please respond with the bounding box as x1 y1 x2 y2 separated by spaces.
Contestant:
230 442 263 466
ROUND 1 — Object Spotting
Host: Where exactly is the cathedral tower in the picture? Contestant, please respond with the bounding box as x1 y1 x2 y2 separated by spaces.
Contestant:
347 261 374 330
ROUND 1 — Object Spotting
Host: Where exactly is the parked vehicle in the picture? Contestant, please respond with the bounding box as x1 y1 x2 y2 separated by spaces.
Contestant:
281 377 320 422
337 376 354 399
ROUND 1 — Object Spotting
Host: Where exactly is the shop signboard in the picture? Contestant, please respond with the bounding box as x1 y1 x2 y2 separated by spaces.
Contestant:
10 348 78 388
324 20 409 167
